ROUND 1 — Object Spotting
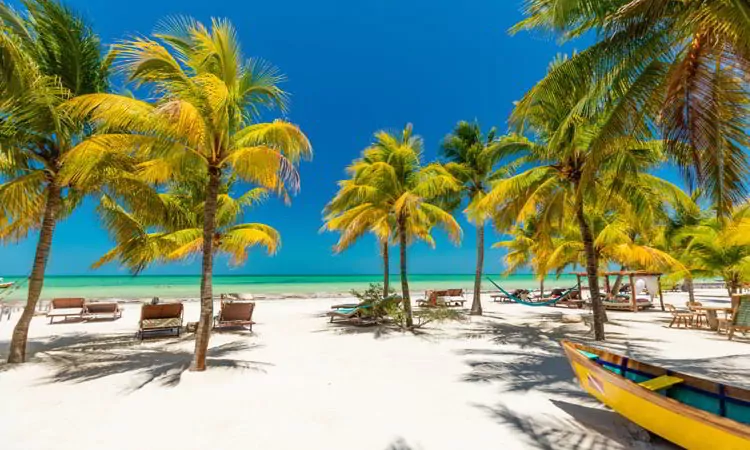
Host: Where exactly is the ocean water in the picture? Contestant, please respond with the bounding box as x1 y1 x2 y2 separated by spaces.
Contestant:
0 274 578 301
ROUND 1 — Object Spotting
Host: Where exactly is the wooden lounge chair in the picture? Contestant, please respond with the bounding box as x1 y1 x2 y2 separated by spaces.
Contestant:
47 298 86 324
666 304 693 328
417 289 465 307
728 296 750 341
138 302 184 339
84 301 122 321
443 289 466 307
214 301 255 331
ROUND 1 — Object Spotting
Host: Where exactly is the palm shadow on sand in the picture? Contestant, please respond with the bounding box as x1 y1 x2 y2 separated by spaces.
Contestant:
0 332 271 392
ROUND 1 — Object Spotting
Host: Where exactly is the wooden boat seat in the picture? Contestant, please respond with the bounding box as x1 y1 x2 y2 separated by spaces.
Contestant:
639 375 683 391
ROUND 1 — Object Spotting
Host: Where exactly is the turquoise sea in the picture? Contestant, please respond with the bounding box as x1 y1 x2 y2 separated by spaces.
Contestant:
0 274 578 301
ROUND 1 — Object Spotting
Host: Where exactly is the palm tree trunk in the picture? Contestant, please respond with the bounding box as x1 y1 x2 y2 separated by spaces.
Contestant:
382 241 390 297
7 183 61 364
611 265 626 295
540 278 545 297
191 166 221 372
686 276 696 303
471 223 484 315
574 197 605 340
398 217 413 328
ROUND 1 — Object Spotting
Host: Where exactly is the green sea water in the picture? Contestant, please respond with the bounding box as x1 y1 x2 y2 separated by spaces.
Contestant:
0 274 578 301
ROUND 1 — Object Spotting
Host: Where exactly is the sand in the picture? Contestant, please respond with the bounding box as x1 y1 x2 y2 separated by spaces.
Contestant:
0 289 748 450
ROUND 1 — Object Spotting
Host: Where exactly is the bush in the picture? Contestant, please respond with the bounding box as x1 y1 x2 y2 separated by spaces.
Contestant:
350 283 467 329
385 301 467 329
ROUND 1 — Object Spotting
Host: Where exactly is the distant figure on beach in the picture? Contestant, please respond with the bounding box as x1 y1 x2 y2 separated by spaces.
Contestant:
151 297 160 305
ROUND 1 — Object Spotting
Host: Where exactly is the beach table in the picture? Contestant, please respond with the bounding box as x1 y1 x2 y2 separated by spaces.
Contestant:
695 306 734 331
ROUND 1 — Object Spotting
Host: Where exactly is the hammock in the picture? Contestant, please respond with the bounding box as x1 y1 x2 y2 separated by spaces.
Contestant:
486 277 576 307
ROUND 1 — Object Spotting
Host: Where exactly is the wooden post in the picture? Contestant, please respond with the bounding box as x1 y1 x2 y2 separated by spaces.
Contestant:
604 274 611 297
629 273 637 312
657 275 665 311
576 274 582 297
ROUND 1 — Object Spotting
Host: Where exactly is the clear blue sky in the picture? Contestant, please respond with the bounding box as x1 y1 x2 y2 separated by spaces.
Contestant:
3 0 599 276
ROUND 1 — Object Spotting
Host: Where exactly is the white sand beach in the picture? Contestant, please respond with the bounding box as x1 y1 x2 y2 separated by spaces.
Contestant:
1 290 748 450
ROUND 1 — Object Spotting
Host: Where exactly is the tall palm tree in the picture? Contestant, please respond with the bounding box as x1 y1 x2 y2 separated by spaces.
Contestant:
62 17 312 371
323 176 393 296
440 121 520 315
331 124 462 327
512 0 750 218
472 57 671 340
0 0 113 363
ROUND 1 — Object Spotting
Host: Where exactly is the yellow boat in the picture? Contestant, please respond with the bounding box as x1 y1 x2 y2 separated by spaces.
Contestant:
561 340 750 449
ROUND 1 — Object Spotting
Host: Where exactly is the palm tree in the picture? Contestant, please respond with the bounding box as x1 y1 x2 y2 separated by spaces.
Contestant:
493 217 553 295
93 178 280 274
472 57 673 340
62 17 312 371
675 209 750 297
323 176 393 296
440 121 520 315
0 0 112 363
331 124 462 327
512 1 750 218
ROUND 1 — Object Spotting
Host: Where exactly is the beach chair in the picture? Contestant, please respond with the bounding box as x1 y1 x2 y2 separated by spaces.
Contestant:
47 298 86 324
84 301 122 321
327 303 373 325
666 304 693 329
214 301 255 331
443 289 466 307
728 296 750 341
417 290 441 307
138 302 184 339
544 288 584 308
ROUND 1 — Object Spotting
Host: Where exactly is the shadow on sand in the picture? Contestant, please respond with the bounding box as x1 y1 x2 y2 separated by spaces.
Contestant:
0 332 271 392
459 317 749 448
479 400 678 450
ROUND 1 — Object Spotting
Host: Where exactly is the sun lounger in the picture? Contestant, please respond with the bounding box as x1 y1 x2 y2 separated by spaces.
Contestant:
443 289 466 307
47 298 86 324
417 289 466 307
728 296 750 341
214 301 255 331
138 302 184 339
327 303 374 325
84 301 122 320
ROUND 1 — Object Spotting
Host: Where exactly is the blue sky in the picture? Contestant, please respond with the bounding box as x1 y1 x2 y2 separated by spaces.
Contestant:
3 0 597 276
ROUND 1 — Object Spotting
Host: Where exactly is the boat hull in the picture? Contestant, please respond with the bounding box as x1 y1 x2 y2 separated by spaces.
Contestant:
562 341 750 450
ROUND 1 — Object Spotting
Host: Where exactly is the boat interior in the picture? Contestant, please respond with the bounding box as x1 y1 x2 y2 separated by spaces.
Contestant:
574 343 750 425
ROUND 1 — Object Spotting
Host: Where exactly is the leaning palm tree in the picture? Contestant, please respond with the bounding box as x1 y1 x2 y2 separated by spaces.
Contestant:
512 0 750 218
93 178 280 274
440 121 521 315
340 124 462 327
0 0 113 364
62 17 312 371
472 57 673 340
